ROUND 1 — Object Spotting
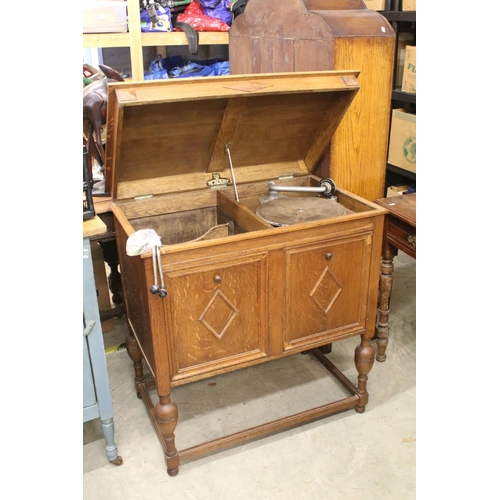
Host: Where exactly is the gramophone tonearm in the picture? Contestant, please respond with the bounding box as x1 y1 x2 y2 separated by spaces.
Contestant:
267 178 337 199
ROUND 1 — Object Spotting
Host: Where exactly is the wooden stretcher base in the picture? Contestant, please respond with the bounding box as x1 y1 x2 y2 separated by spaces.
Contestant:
136 348 365 474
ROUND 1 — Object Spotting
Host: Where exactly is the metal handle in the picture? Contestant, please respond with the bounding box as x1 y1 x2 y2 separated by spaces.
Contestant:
83 320 95 336
156 246 168 298
214 275 222 283
150 246 167 298
407 235 416 248
326 252 332 260
150 246 159 295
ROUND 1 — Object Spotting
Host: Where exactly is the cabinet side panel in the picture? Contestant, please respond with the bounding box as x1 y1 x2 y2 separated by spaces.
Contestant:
114 219 156 374
331 36 395 201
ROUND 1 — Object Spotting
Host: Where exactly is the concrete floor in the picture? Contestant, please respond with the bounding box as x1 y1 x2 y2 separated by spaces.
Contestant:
83 253 416 500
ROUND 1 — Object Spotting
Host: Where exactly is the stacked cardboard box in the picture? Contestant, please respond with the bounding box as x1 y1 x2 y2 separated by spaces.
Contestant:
387 185 410 197
395 34 414 88
402 0 416 11
364 0 387 10
388 109 416 174
83 1 128 33
402 45 416 94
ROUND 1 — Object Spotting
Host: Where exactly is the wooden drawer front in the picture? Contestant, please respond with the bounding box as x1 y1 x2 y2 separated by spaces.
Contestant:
284 234 372 351
387 217 416 258
166 253 268 380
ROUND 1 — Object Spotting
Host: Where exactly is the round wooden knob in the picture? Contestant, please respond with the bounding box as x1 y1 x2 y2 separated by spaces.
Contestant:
214 275 222 283
326 252 332 260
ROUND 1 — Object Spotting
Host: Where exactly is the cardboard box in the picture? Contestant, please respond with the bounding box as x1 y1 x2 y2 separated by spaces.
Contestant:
402 45 416 94
83 1 128 34
387 108 416 173
386 185 410 197
395 34 414 88
364 0 387 10
403 0 417 11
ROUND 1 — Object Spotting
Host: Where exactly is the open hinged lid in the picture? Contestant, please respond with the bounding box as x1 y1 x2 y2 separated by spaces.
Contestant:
105 70 360 201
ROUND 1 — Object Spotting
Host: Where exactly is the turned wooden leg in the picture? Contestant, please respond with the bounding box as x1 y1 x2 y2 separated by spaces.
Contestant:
318 343 332 354
354 335 375 413
125 333 146 398
376 245 396 362
155 396 180 476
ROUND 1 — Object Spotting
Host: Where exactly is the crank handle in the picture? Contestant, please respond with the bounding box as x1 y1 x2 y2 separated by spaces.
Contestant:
150 246 168 298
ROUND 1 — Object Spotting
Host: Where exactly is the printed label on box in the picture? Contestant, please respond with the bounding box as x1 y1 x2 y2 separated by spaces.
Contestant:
402 46 416 94
388 109 416 174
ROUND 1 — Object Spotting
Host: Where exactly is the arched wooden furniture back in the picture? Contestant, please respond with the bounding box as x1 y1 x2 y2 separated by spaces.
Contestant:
229 0 395 201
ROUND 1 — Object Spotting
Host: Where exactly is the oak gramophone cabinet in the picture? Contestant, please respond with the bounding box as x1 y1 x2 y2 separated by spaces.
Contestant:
105 70 387 475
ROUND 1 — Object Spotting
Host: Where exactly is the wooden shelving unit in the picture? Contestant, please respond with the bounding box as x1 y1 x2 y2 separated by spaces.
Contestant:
379 0 416 192
83 0 229 81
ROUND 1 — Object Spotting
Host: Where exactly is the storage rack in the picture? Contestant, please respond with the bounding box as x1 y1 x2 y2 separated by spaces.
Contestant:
83 0 229 81
378 0 416 191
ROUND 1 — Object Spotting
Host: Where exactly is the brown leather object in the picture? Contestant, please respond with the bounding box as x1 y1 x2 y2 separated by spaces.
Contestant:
83 65 124 183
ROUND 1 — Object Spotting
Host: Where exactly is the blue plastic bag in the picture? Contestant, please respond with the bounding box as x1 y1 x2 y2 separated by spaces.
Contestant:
169 60 230 78
145 55 230 80
144 55 169 80
195 0 233 26
140 4 172 32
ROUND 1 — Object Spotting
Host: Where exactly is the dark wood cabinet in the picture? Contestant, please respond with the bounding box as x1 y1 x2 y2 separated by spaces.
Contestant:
229 0 395 202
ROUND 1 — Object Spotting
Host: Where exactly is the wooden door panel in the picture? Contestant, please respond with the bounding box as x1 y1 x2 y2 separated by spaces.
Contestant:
166 254 268 379
284 234 371 350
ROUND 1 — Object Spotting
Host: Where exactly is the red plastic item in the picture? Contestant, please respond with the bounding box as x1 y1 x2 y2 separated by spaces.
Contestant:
175 1 230 32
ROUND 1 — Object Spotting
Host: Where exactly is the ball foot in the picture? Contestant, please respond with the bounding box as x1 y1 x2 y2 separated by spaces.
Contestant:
110 456 123 466
167 467 179 477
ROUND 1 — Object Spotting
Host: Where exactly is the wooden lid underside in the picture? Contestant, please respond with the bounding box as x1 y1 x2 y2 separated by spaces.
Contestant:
106 71 360 200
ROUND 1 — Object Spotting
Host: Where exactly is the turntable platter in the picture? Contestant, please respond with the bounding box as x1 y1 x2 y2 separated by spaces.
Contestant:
255 197 353 226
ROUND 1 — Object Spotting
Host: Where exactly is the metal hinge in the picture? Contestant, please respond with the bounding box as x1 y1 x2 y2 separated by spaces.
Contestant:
134 194 154 200
207 173 230 190
278 174 295 181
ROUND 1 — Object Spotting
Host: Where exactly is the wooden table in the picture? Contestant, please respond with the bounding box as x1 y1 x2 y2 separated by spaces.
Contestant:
87 196 126 320
374 193 416 362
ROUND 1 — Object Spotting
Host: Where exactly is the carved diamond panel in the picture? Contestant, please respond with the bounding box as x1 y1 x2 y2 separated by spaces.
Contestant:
199 289 239 340
310 267 342 314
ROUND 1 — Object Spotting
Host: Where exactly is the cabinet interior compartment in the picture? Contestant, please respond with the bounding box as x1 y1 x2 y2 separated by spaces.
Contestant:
115 173 377 248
